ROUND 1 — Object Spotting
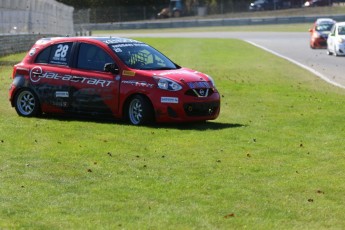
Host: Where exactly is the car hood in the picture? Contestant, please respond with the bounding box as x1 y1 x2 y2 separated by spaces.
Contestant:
138 68 212 83
319 31 331 35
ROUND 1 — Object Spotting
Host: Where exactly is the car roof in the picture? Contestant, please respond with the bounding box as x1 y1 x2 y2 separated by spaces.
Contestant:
35 36 142 45
335 22 345 26
315 18 335 24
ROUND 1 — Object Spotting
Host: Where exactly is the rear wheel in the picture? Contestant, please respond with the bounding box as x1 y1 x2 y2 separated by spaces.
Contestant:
14 89 41 117
126 95 154 125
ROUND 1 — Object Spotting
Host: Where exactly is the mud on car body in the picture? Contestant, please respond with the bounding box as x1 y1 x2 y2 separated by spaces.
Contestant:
9 37 220 125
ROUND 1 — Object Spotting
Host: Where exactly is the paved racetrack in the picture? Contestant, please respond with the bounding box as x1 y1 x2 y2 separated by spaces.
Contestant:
108 31 345 89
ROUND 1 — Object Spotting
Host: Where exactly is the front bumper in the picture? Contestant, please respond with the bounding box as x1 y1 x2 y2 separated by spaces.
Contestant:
311 37 327 48
151 91 221 123
335 43 345 55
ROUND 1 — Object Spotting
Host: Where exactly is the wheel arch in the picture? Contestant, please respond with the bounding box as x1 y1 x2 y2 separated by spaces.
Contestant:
13 87 42 117
12 86 41 107
10 76 40 106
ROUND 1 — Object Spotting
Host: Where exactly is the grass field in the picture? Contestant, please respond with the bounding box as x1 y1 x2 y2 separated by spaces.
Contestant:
1 38 345 229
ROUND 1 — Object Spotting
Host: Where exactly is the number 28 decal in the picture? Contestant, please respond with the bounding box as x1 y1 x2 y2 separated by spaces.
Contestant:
54 44 69 58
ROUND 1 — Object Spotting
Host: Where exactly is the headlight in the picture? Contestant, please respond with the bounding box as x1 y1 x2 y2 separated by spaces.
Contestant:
337 37 345 43
154 77 182 91
206 75 216 87
313 33 320 38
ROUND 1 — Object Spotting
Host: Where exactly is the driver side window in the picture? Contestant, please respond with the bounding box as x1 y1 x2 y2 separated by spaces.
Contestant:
77 43 114 72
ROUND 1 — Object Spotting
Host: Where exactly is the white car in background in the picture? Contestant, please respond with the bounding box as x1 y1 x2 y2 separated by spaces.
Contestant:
327 22 345 56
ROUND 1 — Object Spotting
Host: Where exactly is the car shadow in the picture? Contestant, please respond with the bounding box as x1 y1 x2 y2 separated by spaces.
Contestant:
151 121 245 130
38 114 244 131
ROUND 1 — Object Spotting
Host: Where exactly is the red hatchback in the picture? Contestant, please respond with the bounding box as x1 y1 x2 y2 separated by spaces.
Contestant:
9 37 220 125
309 18 336 49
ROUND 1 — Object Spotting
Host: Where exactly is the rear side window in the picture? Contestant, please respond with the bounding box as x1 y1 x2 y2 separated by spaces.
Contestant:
77 43 114 72
35 42 73 66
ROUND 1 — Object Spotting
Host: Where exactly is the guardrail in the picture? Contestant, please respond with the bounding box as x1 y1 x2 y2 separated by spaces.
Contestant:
74 14 345 32
0 34 56 57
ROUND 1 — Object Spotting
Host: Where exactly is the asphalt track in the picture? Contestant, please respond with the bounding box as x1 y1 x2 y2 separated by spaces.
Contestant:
109 31 345 89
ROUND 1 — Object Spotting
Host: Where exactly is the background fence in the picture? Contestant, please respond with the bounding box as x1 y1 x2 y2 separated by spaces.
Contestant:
0 0 74 35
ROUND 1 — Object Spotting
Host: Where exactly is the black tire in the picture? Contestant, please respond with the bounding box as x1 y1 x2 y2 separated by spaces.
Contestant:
126 95 154 125
14 89 41 117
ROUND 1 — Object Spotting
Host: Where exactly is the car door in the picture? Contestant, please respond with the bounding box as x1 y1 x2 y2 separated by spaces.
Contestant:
31 42 73 112
70 42 119 116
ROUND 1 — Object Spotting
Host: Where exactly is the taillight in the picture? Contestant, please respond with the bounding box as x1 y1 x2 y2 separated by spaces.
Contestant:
12 66 30 78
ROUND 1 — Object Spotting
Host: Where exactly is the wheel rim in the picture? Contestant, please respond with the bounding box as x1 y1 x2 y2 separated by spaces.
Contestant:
17 91 36 116
129 98 143 125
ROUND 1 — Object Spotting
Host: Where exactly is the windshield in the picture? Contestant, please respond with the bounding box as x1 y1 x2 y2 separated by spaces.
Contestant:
109 43 179 70
316 23 334 32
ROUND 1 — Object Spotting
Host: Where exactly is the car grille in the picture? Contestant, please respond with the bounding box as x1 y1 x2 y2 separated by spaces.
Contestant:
319 41 327 46
184 101 220 117
185 88 215 97
185 81 215 98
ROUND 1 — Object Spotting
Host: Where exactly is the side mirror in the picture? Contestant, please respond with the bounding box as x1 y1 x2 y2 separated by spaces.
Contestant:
104 63 119 74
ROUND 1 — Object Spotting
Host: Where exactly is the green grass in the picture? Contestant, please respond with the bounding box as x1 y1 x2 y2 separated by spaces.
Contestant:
1 38 345 229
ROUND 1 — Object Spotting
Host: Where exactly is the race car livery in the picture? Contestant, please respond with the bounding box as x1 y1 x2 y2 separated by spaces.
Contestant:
9 37 220 125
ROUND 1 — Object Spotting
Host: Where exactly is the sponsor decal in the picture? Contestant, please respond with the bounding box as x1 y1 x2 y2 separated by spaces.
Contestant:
122 80 154 88
52 44 69 63
161 97 179 104
110 43 148 49
55 91 69 98
29 66 113 88
122 70 135 77
30 66 43 83
104 38 140 45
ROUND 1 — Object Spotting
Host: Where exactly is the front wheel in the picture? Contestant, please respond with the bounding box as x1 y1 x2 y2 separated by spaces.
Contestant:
334 45 338 57
126 95 154 125
14 89 41 117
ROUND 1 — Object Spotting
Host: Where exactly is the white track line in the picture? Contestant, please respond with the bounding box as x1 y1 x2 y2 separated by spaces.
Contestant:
246 40 345 90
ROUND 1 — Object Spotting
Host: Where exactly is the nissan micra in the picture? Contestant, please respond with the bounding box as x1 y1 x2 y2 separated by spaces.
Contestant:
9 37 220 125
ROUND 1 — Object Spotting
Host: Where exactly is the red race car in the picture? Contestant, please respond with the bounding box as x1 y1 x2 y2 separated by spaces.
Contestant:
309 18 336 49
9 37 220 125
